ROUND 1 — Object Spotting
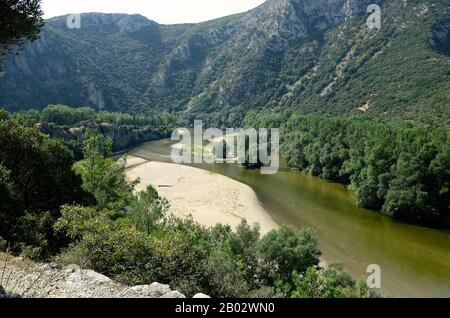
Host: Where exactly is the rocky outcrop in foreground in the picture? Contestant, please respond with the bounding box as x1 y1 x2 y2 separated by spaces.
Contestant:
0 255 209 299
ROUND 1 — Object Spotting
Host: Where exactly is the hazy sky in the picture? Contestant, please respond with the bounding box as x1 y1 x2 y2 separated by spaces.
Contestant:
42 0 266 24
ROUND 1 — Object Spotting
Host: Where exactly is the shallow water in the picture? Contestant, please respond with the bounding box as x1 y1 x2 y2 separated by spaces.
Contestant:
127 139 450 298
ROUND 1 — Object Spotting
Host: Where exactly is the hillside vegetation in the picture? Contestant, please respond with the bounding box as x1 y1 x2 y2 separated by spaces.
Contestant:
0 0 449 127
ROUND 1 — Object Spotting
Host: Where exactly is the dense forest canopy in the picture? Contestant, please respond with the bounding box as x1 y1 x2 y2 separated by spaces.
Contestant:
12 104 180 129
244 112 450 227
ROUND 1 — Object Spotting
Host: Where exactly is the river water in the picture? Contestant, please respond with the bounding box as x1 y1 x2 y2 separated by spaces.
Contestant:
126 139 450 298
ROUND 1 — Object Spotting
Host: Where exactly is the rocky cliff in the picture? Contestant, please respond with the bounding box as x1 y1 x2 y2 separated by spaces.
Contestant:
39 122 163 153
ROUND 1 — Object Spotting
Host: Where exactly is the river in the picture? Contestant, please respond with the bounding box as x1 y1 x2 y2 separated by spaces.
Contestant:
126 138 450 298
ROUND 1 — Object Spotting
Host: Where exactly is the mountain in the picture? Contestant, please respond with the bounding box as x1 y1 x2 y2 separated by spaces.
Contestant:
0 0 449 127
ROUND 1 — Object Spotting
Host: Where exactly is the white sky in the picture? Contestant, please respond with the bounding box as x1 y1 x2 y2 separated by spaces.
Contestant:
42 0 266 24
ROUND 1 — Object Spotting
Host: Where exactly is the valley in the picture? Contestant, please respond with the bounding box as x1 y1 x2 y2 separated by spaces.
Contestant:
1 0 449 300
126 138 450 298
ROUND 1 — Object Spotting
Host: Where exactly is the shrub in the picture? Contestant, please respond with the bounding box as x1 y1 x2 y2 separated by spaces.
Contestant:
258 226 321 284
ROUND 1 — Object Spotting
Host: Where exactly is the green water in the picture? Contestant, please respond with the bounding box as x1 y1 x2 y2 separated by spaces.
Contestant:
127 139 450 298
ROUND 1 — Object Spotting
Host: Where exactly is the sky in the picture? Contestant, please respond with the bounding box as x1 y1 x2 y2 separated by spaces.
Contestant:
42 0 266 24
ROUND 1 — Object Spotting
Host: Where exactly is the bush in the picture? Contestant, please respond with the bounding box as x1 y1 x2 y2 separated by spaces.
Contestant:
290 263 379 298
258 226 321 284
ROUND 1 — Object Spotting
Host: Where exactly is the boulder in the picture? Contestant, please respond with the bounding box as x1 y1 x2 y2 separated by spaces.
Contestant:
84 270 112 284
130 282 171 297
161 291 186 298
193 293 211 298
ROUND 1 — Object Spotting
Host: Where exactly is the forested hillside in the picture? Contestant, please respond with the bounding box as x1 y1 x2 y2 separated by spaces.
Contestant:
1 0 450 127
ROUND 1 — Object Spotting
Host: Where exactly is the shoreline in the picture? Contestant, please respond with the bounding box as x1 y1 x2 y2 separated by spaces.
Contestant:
125 156 278 235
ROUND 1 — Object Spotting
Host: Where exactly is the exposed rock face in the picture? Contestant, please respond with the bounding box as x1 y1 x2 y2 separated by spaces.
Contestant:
38 122 163 152
243 0 380 42
130 283 172 297
87 83 106 111
0 256 205 298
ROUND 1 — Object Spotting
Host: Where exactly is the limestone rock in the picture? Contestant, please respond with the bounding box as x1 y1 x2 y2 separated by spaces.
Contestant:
193 293 211 298
130 282 172 297
83 270 112 284
161 291 186 298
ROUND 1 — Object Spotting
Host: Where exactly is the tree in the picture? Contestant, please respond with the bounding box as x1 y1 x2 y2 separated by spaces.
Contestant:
75 129 138 210
0 108 9 120
0 164 18 241
0 119 91 257
203 248 251 298
128 186 169 233
429 137 450 225
290 263 378 298
0 119 89 213
258 225 321 284
0 0 44 66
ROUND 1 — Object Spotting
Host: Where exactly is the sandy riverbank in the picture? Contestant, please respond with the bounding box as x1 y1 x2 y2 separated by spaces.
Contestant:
125 156 278 235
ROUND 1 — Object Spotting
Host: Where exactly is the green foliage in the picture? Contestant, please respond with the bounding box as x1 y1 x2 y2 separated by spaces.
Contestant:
0 118 91 257
0 164 18 241
11 105 179 156
0 119 89 213
0 108 10 120
0 0 44 58
272 114 450 227
128 186 169 233
35 104 179 132
55 203 331 298
289 263 378 298
41 105 96 126
75 129 138 210
258 226 321 284
2 1 450 128
39 121 376 298
11 109 40 125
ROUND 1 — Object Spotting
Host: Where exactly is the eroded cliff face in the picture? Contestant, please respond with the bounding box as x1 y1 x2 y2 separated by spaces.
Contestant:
39 122 163 153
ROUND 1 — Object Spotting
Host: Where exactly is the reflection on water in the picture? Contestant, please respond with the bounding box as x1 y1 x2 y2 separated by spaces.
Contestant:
127 139 450 298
